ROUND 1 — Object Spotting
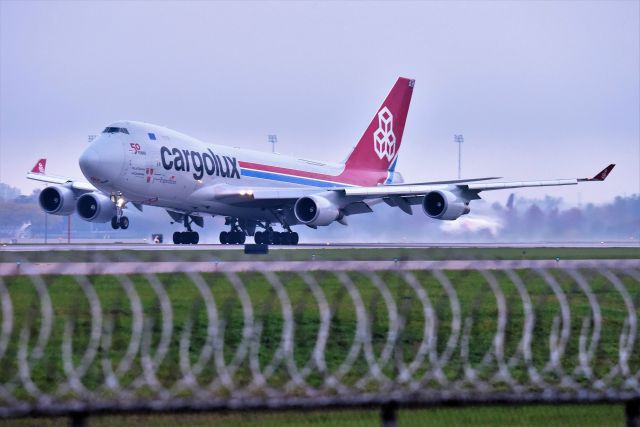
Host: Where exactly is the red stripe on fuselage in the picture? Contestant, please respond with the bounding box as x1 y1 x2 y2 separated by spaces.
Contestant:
238 161 387 187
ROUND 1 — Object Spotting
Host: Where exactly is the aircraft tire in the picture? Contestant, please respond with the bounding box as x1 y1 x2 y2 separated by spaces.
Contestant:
272 232 281 245
290 232 299 245
280 233 290 245
220 231 228 245
254 232 263 244
111 216 120 230
173 231 182 244
119 216 129 230
191 232 199 244
238 233 246 244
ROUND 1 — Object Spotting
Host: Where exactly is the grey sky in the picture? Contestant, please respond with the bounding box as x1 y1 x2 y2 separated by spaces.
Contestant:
1 0 638 205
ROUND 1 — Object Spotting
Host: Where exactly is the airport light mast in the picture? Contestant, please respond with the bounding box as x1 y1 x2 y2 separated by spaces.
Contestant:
268 134 277 153
454 134 464 179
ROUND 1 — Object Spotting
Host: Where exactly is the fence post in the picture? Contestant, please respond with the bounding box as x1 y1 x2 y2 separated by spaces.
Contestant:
381 402 398 427
627 399 639 427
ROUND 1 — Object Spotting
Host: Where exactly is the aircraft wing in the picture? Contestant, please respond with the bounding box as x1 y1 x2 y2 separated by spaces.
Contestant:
340 164 616 200
26 159 96 192
199 165 615 215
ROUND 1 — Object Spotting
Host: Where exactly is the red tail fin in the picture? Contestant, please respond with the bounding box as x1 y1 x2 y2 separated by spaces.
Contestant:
30 159 47 174
344 77 414 174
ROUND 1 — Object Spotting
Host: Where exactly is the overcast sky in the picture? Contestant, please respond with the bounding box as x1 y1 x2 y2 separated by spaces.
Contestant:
1 0 638 205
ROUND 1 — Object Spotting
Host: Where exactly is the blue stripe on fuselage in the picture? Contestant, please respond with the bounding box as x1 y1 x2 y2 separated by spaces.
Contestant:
240 168 353 188
384 157 399 184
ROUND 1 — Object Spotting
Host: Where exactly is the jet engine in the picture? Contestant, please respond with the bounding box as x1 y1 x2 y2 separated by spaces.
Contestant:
422 190 470 220
294 195 340 227
76 192 116 223
38 185 76 215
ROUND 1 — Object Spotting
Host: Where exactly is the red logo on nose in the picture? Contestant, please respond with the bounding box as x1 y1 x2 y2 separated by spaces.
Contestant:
130 143 141 154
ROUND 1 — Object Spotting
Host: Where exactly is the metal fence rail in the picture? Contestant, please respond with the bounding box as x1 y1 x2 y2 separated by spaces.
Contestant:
0 261 638 425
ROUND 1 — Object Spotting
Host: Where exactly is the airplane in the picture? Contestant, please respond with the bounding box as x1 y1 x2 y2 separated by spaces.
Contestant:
26 77 615 245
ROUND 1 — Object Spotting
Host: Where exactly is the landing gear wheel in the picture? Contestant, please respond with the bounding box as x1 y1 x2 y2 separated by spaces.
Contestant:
238 233 246 244
173 231 182 244
119 216 129 230
290 232 299 245
220 231 228 245
254 231 263 244
111 216 120 230
280 233 291 245
191 232 199 244
272 232 281 245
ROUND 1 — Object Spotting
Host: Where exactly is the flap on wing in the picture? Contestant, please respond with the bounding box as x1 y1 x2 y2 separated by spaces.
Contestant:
343 201 373 216
464 179 579 192
191 184 327 203
384 176 501 186
342 184 438 198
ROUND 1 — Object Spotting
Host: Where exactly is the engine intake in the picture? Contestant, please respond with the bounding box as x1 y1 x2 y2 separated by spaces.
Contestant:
294 195 340 227
422 190 470 220
39 186 76 215
77 192 116 223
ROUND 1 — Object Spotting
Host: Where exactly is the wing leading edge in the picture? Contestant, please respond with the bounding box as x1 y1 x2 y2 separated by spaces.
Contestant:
341 164 616 200
203 164 615 207
26 159 96 192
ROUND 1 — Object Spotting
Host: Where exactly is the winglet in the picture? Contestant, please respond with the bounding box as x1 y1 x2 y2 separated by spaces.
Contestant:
30 159 47 174
585 164 615 181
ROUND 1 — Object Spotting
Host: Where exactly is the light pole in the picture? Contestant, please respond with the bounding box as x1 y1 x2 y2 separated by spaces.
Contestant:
454 134 464 179
268 134 277 153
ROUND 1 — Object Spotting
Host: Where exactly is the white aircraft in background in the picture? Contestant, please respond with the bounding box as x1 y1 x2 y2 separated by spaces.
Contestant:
27 77 615 245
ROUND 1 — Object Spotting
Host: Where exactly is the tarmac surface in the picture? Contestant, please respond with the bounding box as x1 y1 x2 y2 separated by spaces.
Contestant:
1 241 638 252
1 259 637 276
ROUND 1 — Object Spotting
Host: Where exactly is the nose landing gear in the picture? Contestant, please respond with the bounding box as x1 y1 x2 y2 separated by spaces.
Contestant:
110 199 129 229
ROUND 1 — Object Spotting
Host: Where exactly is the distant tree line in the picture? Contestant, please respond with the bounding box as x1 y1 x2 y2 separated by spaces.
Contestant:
1 182 638 242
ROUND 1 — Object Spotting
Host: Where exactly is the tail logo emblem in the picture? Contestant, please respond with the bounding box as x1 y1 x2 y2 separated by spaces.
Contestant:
373 106 396 161
38 161 45 174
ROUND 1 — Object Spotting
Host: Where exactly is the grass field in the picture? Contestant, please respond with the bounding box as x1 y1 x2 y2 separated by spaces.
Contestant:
1 246 638 263
1 266 639 425
5 404 627 426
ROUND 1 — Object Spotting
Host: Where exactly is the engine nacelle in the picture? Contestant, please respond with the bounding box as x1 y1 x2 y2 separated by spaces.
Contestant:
76 192 116 223
294 195 340 227
39 185 76 215
422 190 470 220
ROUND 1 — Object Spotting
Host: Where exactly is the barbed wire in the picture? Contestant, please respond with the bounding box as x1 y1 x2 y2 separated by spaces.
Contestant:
0 262 638 418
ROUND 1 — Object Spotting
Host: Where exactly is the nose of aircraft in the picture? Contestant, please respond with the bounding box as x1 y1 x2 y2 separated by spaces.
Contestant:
79 138 124 184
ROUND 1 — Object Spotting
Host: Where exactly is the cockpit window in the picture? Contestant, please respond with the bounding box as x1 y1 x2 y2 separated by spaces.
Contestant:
102 127 129 134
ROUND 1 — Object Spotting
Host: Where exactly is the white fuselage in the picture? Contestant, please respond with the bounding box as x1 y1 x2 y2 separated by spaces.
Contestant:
79 120 386 222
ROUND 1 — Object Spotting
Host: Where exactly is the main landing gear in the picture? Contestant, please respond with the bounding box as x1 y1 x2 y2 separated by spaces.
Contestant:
217 217 300 246
173 215 200 244
219 217 246 245
254 230 299 245
173 231 199 245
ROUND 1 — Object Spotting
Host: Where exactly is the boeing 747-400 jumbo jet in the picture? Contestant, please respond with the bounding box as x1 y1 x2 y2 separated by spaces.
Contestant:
27 77 615 245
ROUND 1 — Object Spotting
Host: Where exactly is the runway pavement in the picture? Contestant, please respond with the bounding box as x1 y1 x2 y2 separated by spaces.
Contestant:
1 259 637 276
1 241 638 252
